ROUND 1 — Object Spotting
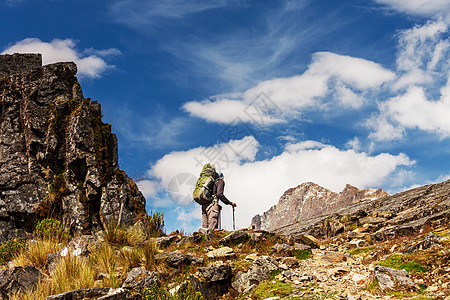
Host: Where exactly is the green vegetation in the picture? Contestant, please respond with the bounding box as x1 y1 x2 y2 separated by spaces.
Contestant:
377 254 427 273
364 279 379 292
34 218 71 242
141 209 165 238
249 280 294 299
293 249 312 260
0 238 26 263
36 173 69 219
268 269 282 280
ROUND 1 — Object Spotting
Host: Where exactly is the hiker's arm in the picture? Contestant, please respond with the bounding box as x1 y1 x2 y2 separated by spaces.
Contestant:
216 180 232 206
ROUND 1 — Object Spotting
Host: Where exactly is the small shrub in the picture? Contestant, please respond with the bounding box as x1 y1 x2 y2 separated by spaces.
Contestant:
120 247 143 270
0 239 26 263
364 279 380 291
350 246 374 256
34 218 70 242
142 210 165 238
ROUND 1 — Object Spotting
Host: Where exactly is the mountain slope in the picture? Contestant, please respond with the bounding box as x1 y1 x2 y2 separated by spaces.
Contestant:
252 182 388 231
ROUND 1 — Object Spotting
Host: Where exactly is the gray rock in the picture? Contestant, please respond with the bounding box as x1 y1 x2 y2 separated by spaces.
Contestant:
373 265 417 291
0 265 47 298
219 230 249 246
45 287 111 300
177 233 203 246
206 247 235 259
232 256 278 294
403 234 440 254
122 267 159 293
349 239 367 248
190 264 232 300
155 252 192 268
155 235 181 249
359 216 388 225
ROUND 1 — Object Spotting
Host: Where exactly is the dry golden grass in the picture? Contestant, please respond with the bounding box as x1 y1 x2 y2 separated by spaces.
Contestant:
51 254 95 293
12 238 62 269
91 243 123 288
142 240 157 271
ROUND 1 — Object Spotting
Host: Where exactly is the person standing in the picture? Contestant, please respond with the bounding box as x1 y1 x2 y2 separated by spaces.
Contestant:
201 172 236 239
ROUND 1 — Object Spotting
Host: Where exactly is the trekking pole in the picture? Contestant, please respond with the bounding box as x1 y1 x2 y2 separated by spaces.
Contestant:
232 206 236 230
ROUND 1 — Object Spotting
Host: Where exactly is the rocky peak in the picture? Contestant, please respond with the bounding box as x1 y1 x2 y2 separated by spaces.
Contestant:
252 182 388 231
0 54 146 242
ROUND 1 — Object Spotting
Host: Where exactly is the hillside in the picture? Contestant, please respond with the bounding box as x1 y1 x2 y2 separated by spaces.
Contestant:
0 180 449 299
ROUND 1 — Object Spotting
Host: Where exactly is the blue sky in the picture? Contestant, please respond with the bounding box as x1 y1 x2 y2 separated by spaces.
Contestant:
2 0 450 233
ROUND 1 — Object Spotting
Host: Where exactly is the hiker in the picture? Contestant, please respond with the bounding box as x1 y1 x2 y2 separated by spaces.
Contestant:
201 172 236 234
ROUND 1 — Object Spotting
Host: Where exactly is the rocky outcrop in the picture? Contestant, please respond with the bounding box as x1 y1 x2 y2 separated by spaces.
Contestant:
0 54 146 242
252 182 388 231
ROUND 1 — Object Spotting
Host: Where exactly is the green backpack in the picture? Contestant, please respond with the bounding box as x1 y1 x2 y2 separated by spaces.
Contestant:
193 163 216 205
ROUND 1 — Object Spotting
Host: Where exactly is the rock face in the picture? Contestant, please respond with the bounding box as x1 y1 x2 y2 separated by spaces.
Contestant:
252 182 388 231
0 54 146 242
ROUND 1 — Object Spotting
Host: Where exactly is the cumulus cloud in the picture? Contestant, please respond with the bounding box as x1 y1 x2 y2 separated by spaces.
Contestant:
2 38 120 78
146 136 414 230
183 52 395 125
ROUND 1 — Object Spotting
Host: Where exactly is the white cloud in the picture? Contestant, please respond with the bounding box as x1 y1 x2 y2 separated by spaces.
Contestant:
374 0 450 21
346 137 362 152
371 84 450 139
147 136 260 207
2 38 120 78
146 136 414 230
368 20 450 141
136 180 160 199
393 20 449 90
184 52 395 125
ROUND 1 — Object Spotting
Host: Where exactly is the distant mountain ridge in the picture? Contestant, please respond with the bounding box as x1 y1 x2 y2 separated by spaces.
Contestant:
251 182 388 231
